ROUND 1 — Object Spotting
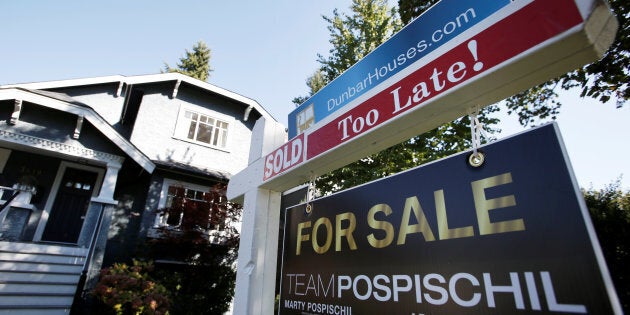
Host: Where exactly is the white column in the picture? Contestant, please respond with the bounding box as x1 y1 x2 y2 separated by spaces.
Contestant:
98 163 121 200
229 118 287 315
233 188 281 314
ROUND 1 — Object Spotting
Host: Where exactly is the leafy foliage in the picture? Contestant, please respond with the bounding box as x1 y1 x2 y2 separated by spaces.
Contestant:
398 0 629 126
316 0 402 83
92 260 170 315
164 41 213 81
583 180 630 313
94 184 241 315
148 183 241 315
397 0 435 25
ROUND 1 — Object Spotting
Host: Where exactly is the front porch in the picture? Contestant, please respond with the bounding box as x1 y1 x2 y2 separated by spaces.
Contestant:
0 187 116 315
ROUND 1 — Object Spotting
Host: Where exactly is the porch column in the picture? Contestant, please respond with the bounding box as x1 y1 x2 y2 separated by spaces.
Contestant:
98 162 121 200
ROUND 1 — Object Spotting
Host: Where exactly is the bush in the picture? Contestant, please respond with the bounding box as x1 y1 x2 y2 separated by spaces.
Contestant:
92 260 170 315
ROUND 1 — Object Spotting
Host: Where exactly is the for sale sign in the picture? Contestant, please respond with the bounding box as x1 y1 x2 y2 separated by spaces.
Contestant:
278 124 621 314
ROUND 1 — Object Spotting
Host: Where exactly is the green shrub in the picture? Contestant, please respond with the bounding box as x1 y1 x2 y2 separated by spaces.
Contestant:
92 260 170 315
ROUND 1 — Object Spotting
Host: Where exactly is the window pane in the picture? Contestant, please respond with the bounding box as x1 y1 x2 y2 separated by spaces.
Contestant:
212 126 220 146
196 123 212 143
185 189 195 199
220 130 228 147
195 191 205 200
187 121 197 140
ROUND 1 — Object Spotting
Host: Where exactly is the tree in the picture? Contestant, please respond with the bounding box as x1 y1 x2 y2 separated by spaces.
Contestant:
398 0 629 126
148 183 241 315
296 0 499 194
93 184 242 315
164 41 213 81
583 181 630 313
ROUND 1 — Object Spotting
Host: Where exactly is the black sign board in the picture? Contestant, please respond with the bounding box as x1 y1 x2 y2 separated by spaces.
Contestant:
278 123 621 314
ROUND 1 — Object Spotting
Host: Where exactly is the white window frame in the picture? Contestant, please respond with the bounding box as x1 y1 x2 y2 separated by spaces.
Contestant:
153 178 212 228
150 178 234 245
172 104 234 152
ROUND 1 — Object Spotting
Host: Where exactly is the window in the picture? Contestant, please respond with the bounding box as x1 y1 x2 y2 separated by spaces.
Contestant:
153 180 226 231
150 179 239 245
177 108 230 149
161 185 218 229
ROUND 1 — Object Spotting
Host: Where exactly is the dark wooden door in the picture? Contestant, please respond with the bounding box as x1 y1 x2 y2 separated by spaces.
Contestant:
41 167 98 243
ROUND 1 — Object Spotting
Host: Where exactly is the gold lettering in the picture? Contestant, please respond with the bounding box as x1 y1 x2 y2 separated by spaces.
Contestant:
336 212 358 251
435 189 474 240
296 221 311 255
397 196 436 244
312 218 333 254
471 172 524 235
367 204 395 248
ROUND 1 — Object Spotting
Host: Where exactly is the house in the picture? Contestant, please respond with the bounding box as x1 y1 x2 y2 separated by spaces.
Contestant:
0 73 275 314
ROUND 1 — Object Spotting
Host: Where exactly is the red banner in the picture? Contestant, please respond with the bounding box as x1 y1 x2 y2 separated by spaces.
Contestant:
263 134 305 181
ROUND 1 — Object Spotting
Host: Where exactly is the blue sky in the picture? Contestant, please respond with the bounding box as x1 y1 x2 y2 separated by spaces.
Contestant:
1 0 628 190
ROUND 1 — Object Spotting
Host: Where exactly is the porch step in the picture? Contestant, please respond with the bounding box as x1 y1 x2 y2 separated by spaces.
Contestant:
0 270 80 283
0 306 70 315
0 252 86 265
0 241 88 314
0 281 77 294
0 260 82 274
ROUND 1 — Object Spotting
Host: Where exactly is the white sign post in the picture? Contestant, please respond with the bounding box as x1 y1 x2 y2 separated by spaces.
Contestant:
227 0 618 313
229 118 286 315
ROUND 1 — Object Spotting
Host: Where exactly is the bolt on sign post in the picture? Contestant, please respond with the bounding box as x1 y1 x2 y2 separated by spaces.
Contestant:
227 0 619 314
278 124 623 314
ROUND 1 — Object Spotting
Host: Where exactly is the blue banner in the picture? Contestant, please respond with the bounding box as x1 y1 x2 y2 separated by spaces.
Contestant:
288 0 512 138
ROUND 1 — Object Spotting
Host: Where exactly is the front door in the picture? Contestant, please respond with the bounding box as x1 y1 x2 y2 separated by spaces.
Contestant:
41 167 99 244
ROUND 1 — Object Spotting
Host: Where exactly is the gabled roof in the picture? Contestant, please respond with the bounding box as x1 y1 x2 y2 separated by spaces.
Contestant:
0 73 276 122
0 87 155 172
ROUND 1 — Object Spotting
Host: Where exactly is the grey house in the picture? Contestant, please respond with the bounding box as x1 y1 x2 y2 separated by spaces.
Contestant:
0 73 275 314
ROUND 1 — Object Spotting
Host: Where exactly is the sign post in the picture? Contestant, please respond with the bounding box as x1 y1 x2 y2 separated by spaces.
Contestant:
229 119 286 315
227 0 619 314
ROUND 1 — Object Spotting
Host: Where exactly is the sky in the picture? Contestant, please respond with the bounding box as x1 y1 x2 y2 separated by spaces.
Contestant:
1 0 628 191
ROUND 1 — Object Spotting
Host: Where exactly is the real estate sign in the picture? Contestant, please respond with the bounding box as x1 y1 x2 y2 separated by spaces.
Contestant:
305 0 584 159
260 0 617 185
278 124 621 314
287 0 513 138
